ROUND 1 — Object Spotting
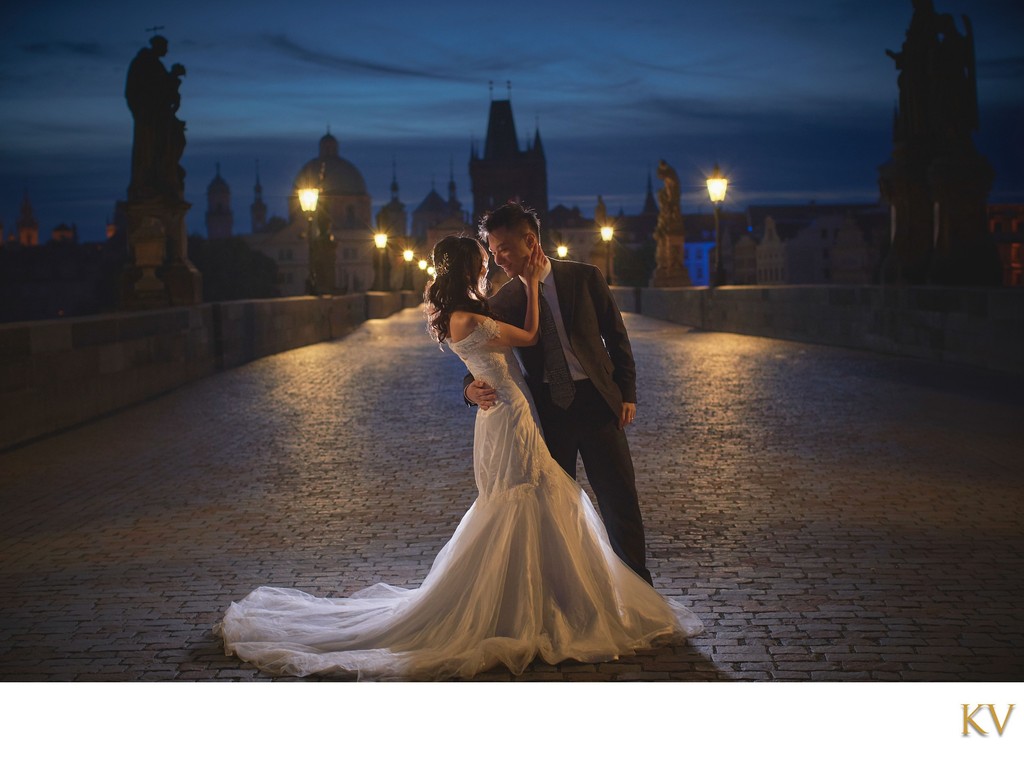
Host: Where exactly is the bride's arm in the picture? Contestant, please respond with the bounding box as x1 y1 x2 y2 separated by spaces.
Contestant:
450 308 537 347
449 249 544 347
489 249 543 347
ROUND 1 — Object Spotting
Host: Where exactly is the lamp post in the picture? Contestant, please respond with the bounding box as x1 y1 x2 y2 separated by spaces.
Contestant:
402 248 415 291
298 187 320 295
556 244 568 259
706 163 728 287
600 225 615 285
373 232 388 291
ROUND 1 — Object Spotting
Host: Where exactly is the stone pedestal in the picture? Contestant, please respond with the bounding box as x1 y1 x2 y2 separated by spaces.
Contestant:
927 151 1001 286
121 199 201 309
309 235 338 295
650 228 691 288
879 150 934 285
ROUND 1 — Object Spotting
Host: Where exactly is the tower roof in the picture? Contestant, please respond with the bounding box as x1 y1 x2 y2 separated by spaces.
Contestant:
415 188 448 215
208 163 229 192
642 172 658 216
483 99 519 161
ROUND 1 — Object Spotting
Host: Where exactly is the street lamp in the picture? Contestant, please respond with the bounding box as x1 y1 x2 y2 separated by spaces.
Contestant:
418 259 428 272
402 248 415 290
556 244 568 259
298 187 320 294
427 265 436 278
372 232 388 291
600 225 615 285
706 163 728 287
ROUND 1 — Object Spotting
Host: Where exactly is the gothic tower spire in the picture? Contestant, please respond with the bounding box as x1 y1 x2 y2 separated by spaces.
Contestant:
251 159 267 234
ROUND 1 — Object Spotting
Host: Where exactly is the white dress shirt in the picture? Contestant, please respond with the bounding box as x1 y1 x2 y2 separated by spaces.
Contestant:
521 259 588 382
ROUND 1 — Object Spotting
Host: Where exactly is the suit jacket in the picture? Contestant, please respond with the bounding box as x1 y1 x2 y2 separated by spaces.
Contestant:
469 257 636 416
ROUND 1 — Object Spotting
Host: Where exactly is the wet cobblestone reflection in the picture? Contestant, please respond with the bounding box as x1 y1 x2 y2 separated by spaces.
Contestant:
1 309 1022 681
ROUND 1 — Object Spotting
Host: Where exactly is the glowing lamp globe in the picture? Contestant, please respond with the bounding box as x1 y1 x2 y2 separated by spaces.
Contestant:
706 165 728 204
298 188 319 215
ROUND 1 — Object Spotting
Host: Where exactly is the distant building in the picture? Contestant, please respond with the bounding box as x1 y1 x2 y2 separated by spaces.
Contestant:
247 131 374 296
377 162 408 239
743 204 888 285
205 164 233 240
412 183 450 241
411 164 470 260
51 223 78 244
469 96 547 229
988 204 1024 286
683 212 745 286
17 191 39 247
250 162 267 234
548 204 596 266
754 217 785 285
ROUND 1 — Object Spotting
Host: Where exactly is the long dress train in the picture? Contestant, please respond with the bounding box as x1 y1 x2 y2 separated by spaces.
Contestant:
216 317 702 679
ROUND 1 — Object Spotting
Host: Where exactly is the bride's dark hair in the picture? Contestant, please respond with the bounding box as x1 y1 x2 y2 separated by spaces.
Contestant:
425 235 491 345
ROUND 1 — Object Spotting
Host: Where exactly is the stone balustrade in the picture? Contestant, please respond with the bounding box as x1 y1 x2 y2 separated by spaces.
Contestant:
0 293 410 450
4 285 1018 451
611 285 1024 375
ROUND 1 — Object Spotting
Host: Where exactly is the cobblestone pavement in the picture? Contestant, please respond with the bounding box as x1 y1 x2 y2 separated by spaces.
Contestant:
1 308 1022 682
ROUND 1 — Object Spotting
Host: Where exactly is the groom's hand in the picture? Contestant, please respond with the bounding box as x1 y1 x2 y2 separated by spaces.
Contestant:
618 402 636 429
466 380 497 410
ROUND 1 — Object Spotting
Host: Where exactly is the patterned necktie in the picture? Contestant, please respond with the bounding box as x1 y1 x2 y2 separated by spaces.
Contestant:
537 282 575 409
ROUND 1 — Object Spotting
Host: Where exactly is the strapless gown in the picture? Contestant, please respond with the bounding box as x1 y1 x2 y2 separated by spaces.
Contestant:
216 317 702 679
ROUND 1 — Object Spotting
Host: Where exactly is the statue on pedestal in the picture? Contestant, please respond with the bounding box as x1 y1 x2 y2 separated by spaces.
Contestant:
649 159 691 287
879 1 999 286
125 35 187 202
121 34 201 309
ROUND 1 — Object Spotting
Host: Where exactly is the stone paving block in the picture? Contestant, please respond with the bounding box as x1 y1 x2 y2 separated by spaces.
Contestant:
1 309 1023 683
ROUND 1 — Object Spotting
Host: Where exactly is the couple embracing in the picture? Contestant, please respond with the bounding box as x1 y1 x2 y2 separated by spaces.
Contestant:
217 202 702 680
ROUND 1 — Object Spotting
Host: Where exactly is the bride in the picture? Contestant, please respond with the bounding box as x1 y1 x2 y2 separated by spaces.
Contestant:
216 236 702 680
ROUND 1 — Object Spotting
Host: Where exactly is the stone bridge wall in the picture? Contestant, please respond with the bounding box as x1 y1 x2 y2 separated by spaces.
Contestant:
612 285 1024 375
5 285 1018 450
0 293 407 450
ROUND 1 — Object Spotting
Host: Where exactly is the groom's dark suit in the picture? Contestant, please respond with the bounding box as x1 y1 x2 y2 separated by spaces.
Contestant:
465 257 652 584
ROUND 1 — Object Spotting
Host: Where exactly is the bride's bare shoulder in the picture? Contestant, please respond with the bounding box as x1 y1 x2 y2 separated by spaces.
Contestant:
449 311 486 343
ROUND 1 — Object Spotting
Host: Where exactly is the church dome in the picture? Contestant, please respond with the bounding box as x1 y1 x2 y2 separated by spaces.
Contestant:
293 132 367 196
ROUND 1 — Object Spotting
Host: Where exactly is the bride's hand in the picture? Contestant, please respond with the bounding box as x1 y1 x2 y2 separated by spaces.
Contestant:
524 248 545 284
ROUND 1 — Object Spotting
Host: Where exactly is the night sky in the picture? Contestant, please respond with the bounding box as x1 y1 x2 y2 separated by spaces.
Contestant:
1 0 1022 242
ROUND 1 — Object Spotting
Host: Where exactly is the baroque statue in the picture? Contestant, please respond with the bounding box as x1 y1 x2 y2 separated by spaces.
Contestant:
649 159 690 287
125 35 187 202
878 1 999 286
121 33 202 309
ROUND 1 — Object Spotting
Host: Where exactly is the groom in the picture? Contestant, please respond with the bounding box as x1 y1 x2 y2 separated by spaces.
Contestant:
465 202 652 585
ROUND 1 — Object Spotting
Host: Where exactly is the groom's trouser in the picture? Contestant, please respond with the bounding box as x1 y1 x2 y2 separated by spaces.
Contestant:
533 378 653 586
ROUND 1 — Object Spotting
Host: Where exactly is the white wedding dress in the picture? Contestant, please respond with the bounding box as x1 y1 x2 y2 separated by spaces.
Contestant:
217 317 702 680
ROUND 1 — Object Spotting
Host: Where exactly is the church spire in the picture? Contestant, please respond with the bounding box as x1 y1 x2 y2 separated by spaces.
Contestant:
642 170 658 215
532 116 544 158
390 156 400 201
251 160 267 234
17 189 39 246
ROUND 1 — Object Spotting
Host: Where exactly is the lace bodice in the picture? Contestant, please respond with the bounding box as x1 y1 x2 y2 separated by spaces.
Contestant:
448 317 528 397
